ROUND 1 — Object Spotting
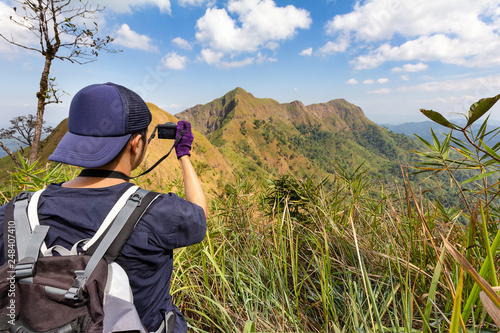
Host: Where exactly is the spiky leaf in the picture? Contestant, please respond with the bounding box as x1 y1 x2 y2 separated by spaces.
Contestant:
420 109 458 129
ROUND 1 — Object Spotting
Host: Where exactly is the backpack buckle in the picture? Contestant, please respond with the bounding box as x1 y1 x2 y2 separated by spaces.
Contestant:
15 257 36 279
15 191 30 202
129 193 143 206
65 270 87 301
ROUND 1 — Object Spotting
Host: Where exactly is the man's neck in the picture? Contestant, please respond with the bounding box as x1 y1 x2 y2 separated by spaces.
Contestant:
62 168 131 189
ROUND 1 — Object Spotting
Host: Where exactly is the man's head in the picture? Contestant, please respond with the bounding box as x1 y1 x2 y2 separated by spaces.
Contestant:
49 82 151 168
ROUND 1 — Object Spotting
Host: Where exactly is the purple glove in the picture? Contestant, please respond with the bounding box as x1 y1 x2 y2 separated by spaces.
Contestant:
175 121 194 159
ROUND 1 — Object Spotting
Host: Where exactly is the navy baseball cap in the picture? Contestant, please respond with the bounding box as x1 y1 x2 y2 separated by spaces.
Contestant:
49 82 152 168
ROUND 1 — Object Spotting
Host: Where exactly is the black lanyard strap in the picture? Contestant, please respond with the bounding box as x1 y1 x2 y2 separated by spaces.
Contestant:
79 127 187 181
79 169 131 180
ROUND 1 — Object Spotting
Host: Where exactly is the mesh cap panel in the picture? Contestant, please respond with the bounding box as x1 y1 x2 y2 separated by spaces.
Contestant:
111 83 152 133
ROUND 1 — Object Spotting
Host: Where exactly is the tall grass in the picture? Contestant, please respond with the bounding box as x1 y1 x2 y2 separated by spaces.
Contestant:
170 165 470 332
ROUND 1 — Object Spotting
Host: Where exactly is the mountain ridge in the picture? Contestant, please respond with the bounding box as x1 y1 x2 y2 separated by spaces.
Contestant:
0 88 422 192
176 87 419 181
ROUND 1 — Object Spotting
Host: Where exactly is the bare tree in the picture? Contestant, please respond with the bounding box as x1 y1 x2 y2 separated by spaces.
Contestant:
0 0 117 163
0 114 54 168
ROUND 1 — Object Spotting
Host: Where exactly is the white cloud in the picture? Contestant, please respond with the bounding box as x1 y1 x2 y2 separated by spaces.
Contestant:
346 78 358 85
222 57 255 68
160 52 188 70
416 95 478 105
113 24 158 52
363 79 374 84
0 2 43 57
400 75 410 81
377 78 389 84
318 35 349 55
398 74 500 93
323 0 500 69
392 62 428 72
369 88 391 94
94 0 171 14
256 52 277 64
300 48 313 56
197 48 254 68
172 37 193 50
195 0 311 67
198 48 224 65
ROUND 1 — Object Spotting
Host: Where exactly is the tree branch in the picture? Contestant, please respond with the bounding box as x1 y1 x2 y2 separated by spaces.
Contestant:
0 141 22 168
461 128 500 164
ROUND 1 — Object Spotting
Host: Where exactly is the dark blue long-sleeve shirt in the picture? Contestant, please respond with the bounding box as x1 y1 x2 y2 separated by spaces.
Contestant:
0 182 207 332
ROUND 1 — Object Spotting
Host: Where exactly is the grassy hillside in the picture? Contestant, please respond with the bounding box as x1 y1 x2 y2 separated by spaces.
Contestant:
0 104 233 195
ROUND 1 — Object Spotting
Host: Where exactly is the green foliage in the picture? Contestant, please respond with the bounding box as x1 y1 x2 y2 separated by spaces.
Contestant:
0 159 76 204
416 93 500 331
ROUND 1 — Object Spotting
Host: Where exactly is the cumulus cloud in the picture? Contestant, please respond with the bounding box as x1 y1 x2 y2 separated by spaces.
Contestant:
197 48 254 68
300 48 313 56
160 52 188 70
392 62 428 72
113 24 158 52
172 37 193 50
93 0 171 14
346 78 358 85
195 0 311 67
363 79 374 84
377 78 389 84
318 35 349 55
321 0 500 69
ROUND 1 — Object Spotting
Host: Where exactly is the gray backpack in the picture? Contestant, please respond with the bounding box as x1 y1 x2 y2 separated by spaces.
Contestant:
0 186 167 333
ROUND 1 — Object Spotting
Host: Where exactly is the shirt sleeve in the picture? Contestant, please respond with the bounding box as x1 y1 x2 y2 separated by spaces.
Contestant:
137 192 207 250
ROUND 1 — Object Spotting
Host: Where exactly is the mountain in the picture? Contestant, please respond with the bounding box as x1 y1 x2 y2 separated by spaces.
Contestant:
0 88 424 193
177 87 419 181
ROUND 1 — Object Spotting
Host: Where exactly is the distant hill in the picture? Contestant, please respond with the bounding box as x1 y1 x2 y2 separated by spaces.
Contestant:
177 87 420 181
382 118 500 146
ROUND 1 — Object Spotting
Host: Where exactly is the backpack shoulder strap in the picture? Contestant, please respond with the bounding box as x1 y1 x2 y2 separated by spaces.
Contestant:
65 188 160 301
103 189 161 261
82 185 140 253
12 192 33 260
3 191 50 281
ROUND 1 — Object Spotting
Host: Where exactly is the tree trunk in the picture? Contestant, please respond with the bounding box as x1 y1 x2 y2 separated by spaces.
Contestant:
0 141 22 168
29 56 52 163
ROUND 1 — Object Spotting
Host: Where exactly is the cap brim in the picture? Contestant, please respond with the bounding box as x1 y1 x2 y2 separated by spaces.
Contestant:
49 131 132 168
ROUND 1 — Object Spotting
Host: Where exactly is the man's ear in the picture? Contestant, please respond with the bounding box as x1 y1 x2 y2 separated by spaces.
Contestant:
129 134 144 155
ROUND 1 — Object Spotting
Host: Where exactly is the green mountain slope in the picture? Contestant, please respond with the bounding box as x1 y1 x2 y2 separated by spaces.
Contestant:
177 87 419 181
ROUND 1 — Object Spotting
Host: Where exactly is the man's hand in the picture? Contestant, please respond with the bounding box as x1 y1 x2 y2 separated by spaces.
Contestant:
175 121 194 159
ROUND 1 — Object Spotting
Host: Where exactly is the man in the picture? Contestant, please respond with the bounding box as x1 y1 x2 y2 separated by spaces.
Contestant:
0 82 207 332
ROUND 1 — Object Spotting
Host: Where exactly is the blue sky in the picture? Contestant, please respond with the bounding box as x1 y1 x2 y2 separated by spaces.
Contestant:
1 0 500 128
